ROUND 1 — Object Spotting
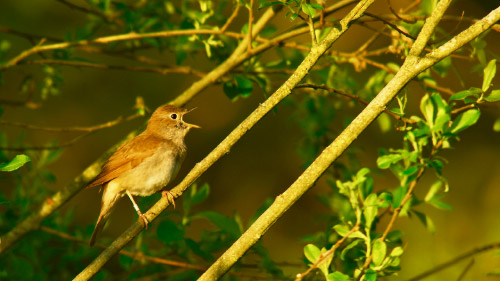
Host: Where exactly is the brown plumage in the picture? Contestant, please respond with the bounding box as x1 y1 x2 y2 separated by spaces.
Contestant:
87 105 199 247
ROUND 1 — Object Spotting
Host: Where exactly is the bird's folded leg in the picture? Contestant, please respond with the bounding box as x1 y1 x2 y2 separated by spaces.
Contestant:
161 190 176 209
126 190 149 229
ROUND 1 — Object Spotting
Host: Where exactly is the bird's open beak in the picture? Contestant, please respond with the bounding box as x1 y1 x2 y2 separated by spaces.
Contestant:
183 108 201 129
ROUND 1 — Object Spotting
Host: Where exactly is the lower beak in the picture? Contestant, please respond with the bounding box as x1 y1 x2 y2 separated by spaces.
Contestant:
186 122 201 129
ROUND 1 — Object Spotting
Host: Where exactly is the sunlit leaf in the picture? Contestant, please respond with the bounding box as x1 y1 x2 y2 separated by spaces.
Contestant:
482 59 497 92
328 271 350 281
0 154 30 172
485 89 500 102
450 109 480 134
449 87 481 102
493 118 500 132
372 240 387 266
304 244 321 264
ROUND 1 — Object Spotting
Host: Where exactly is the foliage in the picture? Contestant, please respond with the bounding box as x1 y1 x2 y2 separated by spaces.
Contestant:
0 0 499 280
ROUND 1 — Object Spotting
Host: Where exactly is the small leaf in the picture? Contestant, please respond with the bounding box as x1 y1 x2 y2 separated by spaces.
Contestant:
302 3 317 18
377 153 403 169
485 89 500 102
304 244 321 264
372 240 387 266
363 194 378 228
450 109 481 134
420 94 434 125
424 181 442 202
482 59 497 92
413 210 436 233
333 224 366 239
341 239 362 260
390 246 404 257
328 271 350 281
0 154 30 171
493 118 500 132
449 88 482 102
392 186 407 209
191 183 210 205
377 113 391 133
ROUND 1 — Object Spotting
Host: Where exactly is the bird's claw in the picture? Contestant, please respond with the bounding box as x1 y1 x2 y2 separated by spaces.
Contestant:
139 213 149 229
162 190 176 209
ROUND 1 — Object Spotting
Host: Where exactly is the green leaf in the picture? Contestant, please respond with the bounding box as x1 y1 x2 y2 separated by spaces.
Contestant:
420 94 434 125
333 224 366 239
191 183 210 205
427 197 453 210
482 59 497 92
157 220 185 244
485 89 500 102
392 186 407 209
0 154 30 171
413 210 436 233
341 239 362 260
328 271 350 281
194 211 241 238
377 113 391 133
304 244 321 264
390 246 404 257
493 118 500 132
424 181 442 202
372 240 387 266
449 87 482 102
377 153 403 169
235 76 253 97
363 193 378 228
450 109 480 133
301 3 317 18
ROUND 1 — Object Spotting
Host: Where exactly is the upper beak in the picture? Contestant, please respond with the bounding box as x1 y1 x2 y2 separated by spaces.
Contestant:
183 108 201 129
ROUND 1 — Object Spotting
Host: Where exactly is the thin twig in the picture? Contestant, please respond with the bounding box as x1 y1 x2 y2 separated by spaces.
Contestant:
39 227 286 280
0 113 142 132
456 259 474 281
247 0 254 53
406 242 500 281
296 84 416 124
295 223 360 280
22 59 206 78
55 0 124 25
220 4 240 33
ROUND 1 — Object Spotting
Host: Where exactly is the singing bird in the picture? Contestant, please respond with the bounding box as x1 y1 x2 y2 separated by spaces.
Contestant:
87 105 200 247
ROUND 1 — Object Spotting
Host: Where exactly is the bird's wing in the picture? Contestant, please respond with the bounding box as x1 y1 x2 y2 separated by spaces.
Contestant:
86 133 163 188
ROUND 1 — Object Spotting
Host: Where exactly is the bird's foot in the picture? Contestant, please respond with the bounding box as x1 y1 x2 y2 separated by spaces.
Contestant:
161 190 176 209
138 212 149 229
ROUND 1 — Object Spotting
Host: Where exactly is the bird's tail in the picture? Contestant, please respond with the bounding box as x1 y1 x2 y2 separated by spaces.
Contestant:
89 183 120 247
89 215 106 247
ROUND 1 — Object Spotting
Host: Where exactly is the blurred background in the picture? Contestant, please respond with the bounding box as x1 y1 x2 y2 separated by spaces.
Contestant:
1 0 499 280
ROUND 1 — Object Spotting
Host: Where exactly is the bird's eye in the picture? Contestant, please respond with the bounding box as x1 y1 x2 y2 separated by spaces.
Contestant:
170 113 178 120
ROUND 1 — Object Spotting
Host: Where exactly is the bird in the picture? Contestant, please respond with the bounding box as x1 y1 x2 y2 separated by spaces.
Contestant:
86 105 200 247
